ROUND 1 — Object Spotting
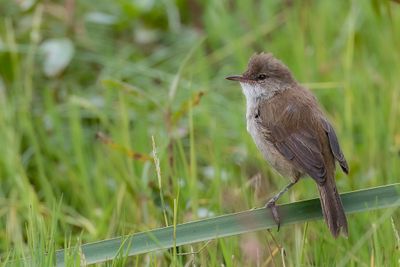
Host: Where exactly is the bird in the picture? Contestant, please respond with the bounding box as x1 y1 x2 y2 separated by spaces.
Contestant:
226 53 349 238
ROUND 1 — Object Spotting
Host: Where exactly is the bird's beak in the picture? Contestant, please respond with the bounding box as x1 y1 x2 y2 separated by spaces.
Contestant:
225 75 248 82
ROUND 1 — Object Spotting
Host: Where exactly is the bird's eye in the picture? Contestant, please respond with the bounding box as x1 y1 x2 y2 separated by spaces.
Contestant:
257 73 267 80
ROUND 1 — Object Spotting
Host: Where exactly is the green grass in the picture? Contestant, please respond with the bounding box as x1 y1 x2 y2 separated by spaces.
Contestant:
0 0 400 266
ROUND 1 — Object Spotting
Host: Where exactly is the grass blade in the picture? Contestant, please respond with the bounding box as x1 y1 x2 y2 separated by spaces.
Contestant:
55 183 400 266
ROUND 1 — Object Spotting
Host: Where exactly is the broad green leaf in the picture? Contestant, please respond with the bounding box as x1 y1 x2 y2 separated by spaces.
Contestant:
55 183 400 266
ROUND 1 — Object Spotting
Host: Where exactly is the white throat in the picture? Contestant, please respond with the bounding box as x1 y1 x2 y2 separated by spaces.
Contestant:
239 82 277 104
240 82 275 120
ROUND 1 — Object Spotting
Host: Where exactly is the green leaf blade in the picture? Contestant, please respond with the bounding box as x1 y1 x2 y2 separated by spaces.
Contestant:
56 183 400 266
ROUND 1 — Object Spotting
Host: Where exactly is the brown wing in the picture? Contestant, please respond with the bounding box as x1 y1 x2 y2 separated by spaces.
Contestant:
258 98 327 184
321 119 349 174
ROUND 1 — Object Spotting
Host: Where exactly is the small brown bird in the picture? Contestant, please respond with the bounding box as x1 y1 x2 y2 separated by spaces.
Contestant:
226 53 349 238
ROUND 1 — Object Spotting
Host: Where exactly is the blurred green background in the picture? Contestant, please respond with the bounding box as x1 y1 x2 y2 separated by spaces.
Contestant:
0 0 399 266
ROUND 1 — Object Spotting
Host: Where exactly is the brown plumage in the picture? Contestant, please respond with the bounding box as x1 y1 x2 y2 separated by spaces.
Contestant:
226 53 349 238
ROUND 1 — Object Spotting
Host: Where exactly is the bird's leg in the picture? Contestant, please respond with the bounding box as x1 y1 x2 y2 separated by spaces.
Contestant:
264 181 297 230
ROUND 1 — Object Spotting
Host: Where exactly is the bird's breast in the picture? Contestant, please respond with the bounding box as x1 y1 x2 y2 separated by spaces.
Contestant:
245 103 300 180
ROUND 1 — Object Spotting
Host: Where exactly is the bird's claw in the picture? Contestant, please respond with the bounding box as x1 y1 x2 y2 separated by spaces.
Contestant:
265 200 281 231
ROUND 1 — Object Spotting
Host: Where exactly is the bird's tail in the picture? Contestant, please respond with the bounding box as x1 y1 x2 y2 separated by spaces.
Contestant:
317 176 348 238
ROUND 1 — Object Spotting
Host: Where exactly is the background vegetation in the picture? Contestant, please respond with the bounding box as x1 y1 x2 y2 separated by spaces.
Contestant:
0 0 399 266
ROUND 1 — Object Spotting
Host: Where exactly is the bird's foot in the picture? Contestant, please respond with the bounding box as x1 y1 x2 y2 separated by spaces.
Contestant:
264 199 280 231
